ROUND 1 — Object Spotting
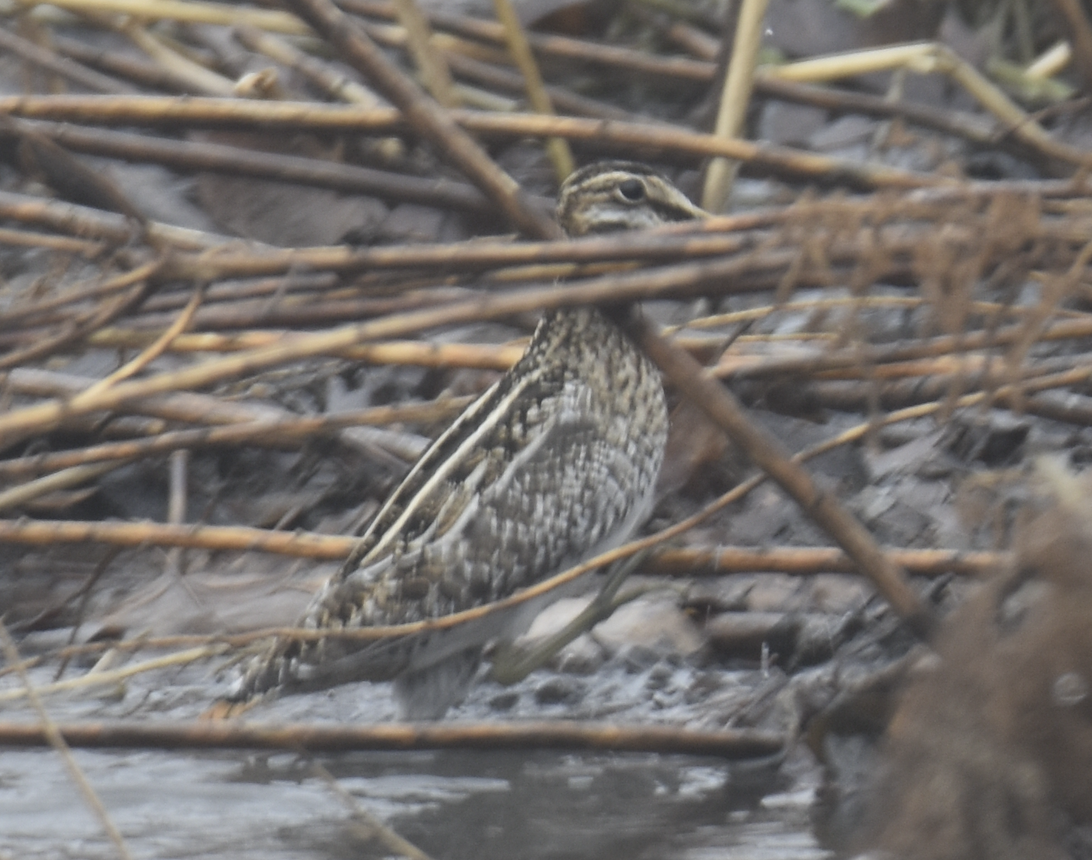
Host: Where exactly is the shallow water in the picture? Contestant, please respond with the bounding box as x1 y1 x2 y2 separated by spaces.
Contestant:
0 743 828 860
1 618 831 860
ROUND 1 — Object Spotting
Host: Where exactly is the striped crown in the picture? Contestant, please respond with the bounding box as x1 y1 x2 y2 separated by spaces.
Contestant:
557 161 707 237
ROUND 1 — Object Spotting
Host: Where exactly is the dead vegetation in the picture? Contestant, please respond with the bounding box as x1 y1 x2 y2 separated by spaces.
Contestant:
5 0 1092 857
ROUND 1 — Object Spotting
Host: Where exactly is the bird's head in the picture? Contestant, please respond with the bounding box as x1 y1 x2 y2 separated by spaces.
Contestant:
556 161 708 237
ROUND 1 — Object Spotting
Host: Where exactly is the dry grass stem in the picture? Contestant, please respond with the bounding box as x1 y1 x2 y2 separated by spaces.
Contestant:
0 620 135 860
629 318 932 634
4 2 1092 792
392 0 458 107
284 0 559 239
15 0 307 34
0 644 229 703
0 461 130 513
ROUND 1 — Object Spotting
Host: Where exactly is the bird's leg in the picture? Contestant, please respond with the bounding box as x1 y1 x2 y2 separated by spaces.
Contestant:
393 646 483 720
489 549 659 686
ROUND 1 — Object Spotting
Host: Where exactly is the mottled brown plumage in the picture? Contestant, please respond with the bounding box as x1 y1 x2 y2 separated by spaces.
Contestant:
225 162 703 718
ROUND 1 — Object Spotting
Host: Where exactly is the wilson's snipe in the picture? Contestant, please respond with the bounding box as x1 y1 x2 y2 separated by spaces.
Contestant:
224 162 706 718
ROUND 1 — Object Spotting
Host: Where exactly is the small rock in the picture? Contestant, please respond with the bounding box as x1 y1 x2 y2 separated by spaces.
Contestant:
533 677 586 706
619 644 663 673
554 636 608 675
645 662 675 691
592 592 705 657
705 612 798 663
488 691 519 712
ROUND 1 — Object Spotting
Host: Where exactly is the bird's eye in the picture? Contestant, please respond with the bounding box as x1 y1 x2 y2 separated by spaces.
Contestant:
617 179 645 202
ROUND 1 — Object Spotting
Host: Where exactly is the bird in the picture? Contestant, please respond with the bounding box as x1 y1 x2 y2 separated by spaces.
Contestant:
221 161 707 719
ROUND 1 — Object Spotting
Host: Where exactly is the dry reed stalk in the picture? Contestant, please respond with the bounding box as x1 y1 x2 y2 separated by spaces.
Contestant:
0 514 1012 579
0 718 785 758
0 397 472 479
4 0 1092 703
285 0 558 239
0 96 941 187
652 547 1002 577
